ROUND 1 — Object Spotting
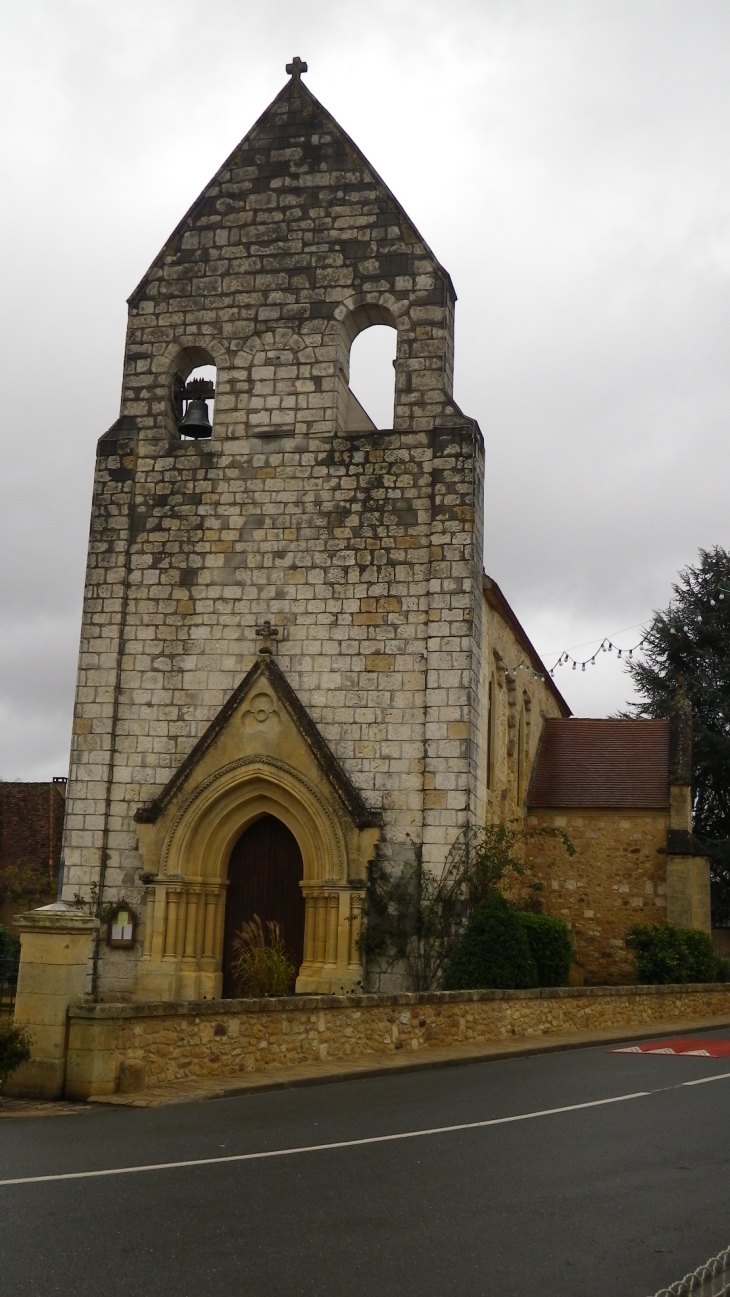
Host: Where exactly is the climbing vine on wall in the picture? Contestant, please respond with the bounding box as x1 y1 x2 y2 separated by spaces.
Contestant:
362 822 574 992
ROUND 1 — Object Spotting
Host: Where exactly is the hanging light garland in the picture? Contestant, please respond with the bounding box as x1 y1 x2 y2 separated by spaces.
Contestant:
549 634 649 678
665 586 730 634
500 659 546 683
494 583 730 685
546 586 730 678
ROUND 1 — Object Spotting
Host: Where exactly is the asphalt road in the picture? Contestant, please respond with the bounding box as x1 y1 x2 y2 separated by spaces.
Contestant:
2 1032 730 1297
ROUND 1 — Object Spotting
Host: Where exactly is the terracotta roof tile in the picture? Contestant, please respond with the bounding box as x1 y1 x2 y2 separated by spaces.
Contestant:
526 719 670 809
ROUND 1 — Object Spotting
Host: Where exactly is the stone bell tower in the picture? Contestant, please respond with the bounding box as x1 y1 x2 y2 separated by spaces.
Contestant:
60 60 485 1000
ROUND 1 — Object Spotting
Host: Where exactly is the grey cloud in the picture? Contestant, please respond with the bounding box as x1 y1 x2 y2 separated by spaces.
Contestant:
2 0 729 773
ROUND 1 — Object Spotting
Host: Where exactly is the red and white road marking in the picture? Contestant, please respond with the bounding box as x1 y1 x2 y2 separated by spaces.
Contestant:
610 1038 730 1057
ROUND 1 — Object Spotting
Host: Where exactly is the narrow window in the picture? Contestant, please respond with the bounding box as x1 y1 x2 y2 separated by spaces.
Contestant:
486 677 494 792
517 708 526 807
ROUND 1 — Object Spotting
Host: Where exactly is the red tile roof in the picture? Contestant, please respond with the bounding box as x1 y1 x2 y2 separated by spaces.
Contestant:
526 719 670 809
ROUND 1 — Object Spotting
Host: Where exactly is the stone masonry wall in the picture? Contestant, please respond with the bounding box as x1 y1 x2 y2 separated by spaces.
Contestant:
62 422 484 995
59 72 485 998
525 807 669 984
65 984 730 1096
479 597 566 828
122 76 456 440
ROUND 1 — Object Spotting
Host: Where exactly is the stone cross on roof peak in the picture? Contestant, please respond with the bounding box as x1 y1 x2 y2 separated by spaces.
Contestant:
286 56 307 80
255 620 280 655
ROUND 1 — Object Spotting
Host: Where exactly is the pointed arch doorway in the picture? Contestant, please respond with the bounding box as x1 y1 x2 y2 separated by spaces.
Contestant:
222 815 305 997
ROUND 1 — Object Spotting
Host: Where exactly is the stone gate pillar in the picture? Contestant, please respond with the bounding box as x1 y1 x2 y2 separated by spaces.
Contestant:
5 903 99 1099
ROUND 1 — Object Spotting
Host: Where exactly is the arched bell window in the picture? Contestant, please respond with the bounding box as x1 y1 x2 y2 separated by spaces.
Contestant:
347 324 397 430
337 304 399 433
171 351 217 440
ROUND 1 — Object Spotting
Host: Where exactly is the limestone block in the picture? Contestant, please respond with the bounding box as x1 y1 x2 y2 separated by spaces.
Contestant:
118 1060 146 1093
65 1017 119 1099
7 904 99 1099
4 1059 67 1100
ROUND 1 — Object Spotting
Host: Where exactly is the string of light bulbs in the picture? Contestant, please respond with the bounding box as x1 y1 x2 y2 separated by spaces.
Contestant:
493 584 730 687
549 634 649 678
546 585 730 679
665 586 730 634
499 659 547 684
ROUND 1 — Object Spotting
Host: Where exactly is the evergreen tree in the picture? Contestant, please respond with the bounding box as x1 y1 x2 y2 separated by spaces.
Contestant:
625 545 730 913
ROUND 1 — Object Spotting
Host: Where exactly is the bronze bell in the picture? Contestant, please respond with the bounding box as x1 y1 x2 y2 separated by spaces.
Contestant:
178 397 212 438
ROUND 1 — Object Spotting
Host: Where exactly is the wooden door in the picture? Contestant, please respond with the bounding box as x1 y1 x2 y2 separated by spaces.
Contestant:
222 815 305 997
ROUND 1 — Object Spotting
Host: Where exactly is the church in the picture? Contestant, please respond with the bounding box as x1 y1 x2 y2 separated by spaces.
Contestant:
57 60 709 1003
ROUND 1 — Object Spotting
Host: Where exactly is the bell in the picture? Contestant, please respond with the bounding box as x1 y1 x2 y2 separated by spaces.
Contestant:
178 398 212 438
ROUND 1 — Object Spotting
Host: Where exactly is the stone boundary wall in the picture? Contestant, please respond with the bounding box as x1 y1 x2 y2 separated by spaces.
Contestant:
65 985 730 1099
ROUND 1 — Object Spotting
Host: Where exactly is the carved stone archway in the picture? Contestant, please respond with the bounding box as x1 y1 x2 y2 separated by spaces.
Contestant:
134 659 380 1000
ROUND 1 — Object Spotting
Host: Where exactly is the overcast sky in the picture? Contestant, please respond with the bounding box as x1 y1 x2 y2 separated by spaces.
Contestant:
2 0 729 779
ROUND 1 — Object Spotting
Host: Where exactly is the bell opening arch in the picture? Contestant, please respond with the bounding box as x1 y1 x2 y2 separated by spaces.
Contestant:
332 299 405 433
153 337 229 442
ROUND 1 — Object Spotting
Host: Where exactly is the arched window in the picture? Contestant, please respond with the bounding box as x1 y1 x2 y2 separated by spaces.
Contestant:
171 350 217 440
345 323 397 431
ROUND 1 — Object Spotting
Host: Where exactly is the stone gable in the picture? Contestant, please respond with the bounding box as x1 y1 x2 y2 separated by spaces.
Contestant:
123 74 457 442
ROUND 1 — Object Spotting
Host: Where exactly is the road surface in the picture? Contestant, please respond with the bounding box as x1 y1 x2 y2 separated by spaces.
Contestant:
2 1030 730 1296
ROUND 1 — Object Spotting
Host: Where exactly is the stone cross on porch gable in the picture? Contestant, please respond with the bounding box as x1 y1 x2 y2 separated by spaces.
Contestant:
286 56 307 80
255 620 280 655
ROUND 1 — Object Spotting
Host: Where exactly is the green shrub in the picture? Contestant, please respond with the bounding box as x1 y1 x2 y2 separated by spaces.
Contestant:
626 922 716 984
681 928 717 982
0 1020 31 1087
442 891 538 991
517 911 573 987
714 955 730 983
231 915 295 997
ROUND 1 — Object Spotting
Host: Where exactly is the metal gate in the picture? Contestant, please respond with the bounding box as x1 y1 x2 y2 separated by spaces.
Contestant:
0 948 20 1017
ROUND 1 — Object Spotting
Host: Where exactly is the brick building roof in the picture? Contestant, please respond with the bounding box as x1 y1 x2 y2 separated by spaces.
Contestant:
0 782 65 879
526 719 670 809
